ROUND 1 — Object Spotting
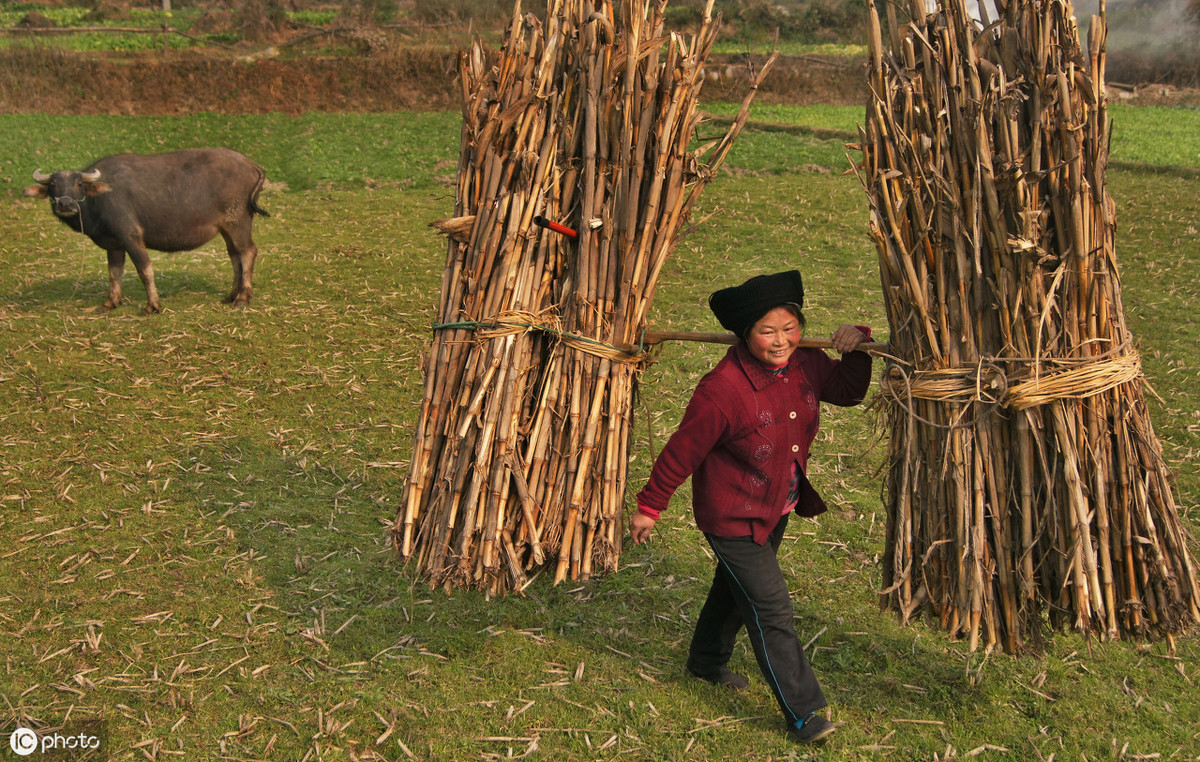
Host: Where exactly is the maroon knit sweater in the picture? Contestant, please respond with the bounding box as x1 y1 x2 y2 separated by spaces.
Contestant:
636 333 872 544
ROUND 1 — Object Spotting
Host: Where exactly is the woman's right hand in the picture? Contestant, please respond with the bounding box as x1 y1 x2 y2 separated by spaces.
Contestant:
630 512 657 545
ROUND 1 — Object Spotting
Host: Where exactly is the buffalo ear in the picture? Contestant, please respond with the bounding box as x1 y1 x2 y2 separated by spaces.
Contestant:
85 182 113 196
23 185 49 199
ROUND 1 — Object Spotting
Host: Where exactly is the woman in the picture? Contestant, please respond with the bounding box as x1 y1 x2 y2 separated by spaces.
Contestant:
630 269 873 744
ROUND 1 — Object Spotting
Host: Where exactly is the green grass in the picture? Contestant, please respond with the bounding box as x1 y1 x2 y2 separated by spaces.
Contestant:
709 40 867 57
1107 104 1200 169
0 7 354 52
1 107 1198 760
2 112 464 193
706 103 1200 174
6 103 1197 196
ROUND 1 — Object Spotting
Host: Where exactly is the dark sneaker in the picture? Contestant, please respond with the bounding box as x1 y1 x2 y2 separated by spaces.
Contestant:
687 666 750 691
788 712 835 743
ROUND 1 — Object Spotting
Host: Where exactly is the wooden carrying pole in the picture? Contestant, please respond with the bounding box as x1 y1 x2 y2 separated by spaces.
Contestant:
633 331 889 355
392 0 776 595
858 0 1200 651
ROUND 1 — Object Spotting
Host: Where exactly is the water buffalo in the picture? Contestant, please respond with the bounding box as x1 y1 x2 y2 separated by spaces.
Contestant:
25 147 269 313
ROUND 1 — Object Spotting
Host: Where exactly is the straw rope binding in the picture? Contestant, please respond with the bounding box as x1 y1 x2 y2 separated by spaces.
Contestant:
433 312 653 366
881 348 1143 411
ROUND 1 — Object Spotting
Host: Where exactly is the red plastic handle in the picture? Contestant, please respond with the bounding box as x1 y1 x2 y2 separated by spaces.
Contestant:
533 215 578 239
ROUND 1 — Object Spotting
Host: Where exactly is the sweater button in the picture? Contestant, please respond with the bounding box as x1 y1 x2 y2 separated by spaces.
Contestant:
789 411 797 419
791 445 799 453
744 503 752 511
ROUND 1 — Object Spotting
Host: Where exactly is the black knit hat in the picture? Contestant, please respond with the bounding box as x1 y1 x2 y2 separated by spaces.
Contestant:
708 270 805 338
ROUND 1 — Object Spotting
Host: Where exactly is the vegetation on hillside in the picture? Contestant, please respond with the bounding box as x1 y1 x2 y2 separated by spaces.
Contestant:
0 0 870 52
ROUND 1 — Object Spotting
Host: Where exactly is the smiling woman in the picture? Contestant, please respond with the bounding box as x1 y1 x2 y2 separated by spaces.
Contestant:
744 306 805 366
631 268 874 744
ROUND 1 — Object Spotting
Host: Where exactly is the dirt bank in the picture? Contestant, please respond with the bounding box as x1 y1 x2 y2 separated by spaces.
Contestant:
0 48 868 115
3 46 1193 117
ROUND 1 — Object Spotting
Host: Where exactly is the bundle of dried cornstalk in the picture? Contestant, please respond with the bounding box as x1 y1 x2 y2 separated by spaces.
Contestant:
391 0 775 594
858 0 1200 651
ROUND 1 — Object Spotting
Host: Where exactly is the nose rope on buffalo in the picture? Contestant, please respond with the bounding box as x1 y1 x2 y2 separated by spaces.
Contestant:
36 179 94 303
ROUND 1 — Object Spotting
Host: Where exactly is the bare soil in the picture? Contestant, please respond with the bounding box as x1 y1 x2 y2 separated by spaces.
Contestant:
2 46 1195 117
0 47 871 115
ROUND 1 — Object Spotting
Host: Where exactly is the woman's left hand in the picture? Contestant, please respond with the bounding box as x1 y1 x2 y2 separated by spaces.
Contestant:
831 324 867 353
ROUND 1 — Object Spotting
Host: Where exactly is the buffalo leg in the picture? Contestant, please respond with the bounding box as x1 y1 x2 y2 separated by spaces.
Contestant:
126 246 161 314
103 249 126 311
223 231 257 307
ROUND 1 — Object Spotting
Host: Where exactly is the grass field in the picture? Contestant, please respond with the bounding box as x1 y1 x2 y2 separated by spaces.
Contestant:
1 103 1198 760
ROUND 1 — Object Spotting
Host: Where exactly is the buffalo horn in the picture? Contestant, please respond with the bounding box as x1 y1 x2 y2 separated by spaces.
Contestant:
81 168 102 182
32 169 51 183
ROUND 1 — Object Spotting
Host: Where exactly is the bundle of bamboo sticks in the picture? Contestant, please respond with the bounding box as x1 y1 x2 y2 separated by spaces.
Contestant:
391 0 775 594
858 0 1200 651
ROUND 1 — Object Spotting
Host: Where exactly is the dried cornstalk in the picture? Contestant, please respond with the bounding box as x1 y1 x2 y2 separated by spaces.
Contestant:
858 0 1200 651
392 0 775 594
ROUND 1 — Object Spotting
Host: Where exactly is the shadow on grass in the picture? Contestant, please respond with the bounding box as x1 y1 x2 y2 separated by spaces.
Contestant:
8 269 228 311
194 435 1198 757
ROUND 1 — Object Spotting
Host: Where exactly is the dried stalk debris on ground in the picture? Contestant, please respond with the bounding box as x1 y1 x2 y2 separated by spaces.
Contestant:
392 0 775 594
857 0 1200 651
